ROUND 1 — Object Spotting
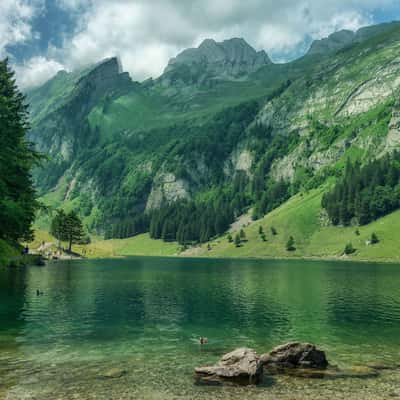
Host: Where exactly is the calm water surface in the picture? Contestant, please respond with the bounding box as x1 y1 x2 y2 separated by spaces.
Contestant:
1 257 400 399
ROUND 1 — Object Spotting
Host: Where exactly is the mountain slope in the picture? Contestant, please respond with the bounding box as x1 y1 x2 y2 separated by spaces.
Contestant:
199 188 400 262
27 22 400 251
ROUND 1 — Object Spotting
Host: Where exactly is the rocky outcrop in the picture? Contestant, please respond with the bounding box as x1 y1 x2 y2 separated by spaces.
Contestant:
164 38 271 81
145 173 190 211
195 348 263 385
260 342 328 371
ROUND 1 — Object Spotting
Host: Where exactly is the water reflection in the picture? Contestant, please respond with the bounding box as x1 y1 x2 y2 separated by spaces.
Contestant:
1 258 400 399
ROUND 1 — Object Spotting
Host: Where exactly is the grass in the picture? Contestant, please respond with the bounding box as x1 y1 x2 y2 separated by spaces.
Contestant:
31 188 400 263
31 230 180 258
204 189 400 262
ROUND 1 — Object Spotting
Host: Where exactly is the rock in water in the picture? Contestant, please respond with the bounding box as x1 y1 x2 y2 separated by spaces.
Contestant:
195 348 262 385
261 342 328 370
99 368 127 379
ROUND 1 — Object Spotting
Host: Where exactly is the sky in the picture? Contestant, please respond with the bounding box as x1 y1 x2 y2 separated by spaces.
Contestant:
2 0 400 89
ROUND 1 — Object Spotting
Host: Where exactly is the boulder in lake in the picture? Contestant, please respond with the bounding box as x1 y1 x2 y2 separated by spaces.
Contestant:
261 342 328 371
195 347 262 385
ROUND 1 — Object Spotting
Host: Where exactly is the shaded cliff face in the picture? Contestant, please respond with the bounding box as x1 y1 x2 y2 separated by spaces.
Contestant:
28 58 133 174
28 22 400 236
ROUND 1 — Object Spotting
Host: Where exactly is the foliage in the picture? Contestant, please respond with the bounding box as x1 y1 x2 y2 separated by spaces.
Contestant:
50 209 85 252
234 234 241 247
286 236 296 252
322 154 400 226
0 59 39 244
370 232 379 244
344 242 356 255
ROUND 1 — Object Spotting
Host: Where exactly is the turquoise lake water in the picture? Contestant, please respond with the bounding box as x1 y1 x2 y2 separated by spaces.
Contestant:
1 257 400 399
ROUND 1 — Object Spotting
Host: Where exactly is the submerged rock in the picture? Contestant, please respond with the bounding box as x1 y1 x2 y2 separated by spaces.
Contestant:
261 342 328 371
195 347 262 385
98 368 127 379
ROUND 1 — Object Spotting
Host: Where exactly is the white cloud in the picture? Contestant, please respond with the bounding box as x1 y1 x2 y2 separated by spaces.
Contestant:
3 0 400 87
56 0 397 82
0 0 43 58
14 56 65 88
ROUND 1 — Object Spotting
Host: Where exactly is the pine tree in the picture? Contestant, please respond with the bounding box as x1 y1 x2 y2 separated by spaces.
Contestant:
50 210 85 252
344 242 356 255
234 234 241 247
271 226 277 236
0 59 39 243
239 229 246 241
286 236 296 251
64 211 85 252
370 232 379 244
227 234 233 243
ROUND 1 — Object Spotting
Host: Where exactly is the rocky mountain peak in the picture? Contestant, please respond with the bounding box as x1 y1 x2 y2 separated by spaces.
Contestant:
164 37 271 79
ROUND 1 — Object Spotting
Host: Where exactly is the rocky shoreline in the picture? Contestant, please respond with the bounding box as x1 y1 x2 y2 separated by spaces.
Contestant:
195 342 390 386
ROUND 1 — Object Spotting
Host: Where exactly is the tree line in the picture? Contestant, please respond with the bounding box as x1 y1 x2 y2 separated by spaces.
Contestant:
0 59 39 246
322 154 400 226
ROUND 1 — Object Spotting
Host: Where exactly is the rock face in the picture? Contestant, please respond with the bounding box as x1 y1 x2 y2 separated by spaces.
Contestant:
165 38 271 80
307 21 400 56
261 342 328 370
145 172 191 211
195 348 263 385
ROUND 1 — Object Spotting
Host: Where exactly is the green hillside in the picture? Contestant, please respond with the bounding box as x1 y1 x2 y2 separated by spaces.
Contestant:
200 189 400 262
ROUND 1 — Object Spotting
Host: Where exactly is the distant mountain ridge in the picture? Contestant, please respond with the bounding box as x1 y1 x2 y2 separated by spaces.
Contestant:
308 20 400 55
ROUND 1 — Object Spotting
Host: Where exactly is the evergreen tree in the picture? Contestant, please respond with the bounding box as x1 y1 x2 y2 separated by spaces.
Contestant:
227 234 233 243
234 234 241 247
64 211 84 252
50 209 68 249
344 242 356 255
0 59 39 243
50 210 85 252
370 232 379 244
239 229 246 241
258 226 264 235
286 236 296 251
271 226 277 236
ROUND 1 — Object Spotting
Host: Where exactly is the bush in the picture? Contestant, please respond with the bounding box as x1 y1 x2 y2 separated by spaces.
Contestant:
271 227 277 236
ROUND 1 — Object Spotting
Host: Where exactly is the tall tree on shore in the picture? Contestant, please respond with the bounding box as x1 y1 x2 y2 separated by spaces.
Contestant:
50 210 85 252
0 59 39 243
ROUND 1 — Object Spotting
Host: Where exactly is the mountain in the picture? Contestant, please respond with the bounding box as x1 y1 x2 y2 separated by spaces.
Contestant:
307 21 400 55
165 38 271 79
27 22 400 249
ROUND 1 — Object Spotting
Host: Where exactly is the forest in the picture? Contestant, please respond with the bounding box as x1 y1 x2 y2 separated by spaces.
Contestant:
322 154 400 226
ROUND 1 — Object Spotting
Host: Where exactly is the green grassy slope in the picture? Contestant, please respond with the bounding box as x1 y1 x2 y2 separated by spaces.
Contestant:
31 189 400 262
202 189 400 262
31 230 179 258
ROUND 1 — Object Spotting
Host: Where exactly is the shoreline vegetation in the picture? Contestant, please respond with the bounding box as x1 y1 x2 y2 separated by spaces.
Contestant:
8 187 398 267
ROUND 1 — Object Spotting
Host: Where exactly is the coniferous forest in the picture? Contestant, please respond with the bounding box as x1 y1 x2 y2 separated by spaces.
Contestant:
322 154 400 226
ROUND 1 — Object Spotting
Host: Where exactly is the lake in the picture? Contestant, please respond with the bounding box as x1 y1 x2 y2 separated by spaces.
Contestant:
1 257 400 399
